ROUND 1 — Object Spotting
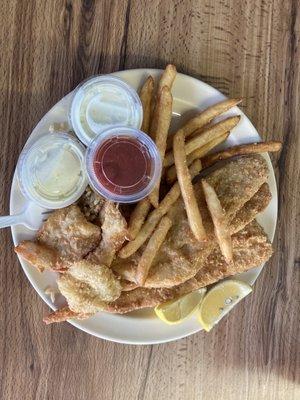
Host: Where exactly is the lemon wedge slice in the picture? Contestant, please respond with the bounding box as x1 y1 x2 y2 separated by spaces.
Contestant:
197 279 252 332
154 288 207 325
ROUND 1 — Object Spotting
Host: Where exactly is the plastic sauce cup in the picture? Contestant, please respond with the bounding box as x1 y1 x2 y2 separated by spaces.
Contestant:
70 75 143 146
85 127 162 203
17 133 88 209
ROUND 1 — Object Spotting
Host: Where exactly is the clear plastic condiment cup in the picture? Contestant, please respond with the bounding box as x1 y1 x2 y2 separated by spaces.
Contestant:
70 75 143 146
85 127 162 203
17 132 88 209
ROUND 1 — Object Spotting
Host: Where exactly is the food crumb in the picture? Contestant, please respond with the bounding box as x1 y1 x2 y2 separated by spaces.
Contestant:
45 286 59 303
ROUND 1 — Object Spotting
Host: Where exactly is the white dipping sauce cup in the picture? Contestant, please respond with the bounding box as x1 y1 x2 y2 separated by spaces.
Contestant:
17 133 88 209
70 75 143 146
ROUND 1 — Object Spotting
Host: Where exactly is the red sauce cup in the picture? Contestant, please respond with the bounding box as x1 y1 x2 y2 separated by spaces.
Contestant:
85 127 162 203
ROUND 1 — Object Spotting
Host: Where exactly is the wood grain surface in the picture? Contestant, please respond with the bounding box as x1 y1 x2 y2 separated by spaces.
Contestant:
0 1 299 399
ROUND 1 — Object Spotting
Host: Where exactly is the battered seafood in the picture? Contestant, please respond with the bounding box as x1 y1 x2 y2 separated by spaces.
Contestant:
57 261 121 314
88 202 127 266
105 221 273 313
37 205 101 260
111 156 270 288
15 156 274 322
13 65 281 326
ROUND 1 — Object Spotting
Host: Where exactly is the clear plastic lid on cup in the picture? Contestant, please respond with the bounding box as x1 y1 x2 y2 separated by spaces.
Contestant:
70 75 143 146
18 133 88 209
85 127 162 203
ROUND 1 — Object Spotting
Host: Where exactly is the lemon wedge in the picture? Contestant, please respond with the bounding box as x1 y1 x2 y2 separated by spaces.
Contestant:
197 279 252 332
154 288 207 325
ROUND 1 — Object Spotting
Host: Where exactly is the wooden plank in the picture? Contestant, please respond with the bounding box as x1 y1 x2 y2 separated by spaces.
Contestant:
0 1 299 399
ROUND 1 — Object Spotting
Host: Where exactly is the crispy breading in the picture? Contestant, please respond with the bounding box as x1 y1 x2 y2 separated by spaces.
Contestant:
231 183 271 233
57 261 121 314
88 202 127 267
78 186 105 223
113 156 270 288
14 241 65 272
112 182 271 287
105 221 273 314
120 280 139 291
38 205 101 262
204 154 269 220
112 252 141 282
104 278 200 314
43 307 91 324
194 220 273 286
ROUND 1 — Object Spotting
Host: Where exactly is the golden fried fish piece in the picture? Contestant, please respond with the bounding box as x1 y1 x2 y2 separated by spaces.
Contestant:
37 205 101 261
194 220 273 286
113 156 270 288
88 202 128 267
105 221 273 314
104 278 200 314
15 205 101 272
15 241 65 272
57 260 122 314
230 182 271 232
205 154 269 220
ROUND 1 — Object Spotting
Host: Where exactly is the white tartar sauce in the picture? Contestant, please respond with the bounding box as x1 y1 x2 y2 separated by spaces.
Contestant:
18 133 87 209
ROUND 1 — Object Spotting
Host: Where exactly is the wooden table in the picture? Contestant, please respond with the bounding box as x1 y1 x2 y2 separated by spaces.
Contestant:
0 1 299 399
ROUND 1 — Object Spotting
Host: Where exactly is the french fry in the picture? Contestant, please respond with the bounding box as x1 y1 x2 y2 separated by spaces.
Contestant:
136 216 172 286
166 132 230 184
148 86 173 207
127 198 151 240
202 180 233 263
174 130 206 241
202 141 283 168
166 98 242 150
140 76 154 134
158 64 177 93
118 210 161 259
118 159 201 258
164 115 240 167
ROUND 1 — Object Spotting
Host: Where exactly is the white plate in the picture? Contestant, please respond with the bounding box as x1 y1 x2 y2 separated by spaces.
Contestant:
11 69 277 345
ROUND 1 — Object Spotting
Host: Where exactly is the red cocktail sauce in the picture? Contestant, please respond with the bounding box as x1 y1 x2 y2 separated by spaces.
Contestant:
93 136 152 195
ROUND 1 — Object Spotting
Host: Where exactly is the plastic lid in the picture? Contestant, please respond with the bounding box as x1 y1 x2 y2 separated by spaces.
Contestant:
18 133 88 209
70 75 143 146
85 127 162 203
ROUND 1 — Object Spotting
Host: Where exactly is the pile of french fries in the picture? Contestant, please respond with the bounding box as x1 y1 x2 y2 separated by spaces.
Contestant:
119 64 282 286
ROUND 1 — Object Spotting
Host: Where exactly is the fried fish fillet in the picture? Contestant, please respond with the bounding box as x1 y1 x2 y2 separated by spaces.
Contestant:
230 182 271 233
193 220 273 286
104 278 200 314
112 181 271 286
57 260 122 314
112 156 270 288
15 241 65 272
205 155 269 220
88 201 128 267
38 205 101 261
111 180 270 284
15 205 101 271
105 221 273 314
43 260 122 323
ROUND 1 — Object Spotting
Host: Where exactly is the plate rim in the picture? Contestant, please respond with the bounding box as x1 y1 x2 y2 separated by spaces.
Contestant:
10 68 278 345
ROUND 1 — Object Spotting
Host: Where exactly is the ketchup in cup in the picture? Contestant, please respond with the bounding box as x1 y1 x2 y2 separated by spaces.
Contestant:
86 127 162 203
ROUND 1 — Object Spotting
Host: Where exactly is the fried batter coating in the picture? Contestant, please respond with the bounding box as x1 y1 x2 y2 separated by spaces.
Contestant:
15 241 65 272
105 221 273 313
88 202 127 267
38 205 101 262
57 261 121 314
